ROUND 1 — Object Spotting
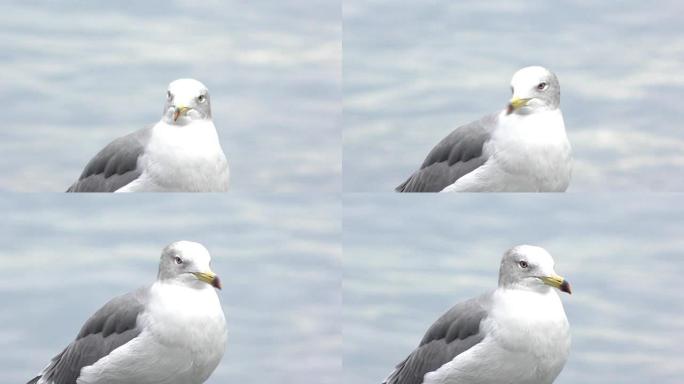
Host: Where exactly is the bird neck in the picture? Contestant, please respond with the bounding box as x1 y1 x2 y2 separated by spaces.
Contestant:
494 287 566 324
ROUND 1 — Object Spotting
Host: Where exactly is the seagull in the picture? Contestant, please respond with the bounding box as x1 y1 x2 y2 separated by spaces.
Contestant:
383 245 571 384
396 66 572 192
66 79 230 192
27 241 227 384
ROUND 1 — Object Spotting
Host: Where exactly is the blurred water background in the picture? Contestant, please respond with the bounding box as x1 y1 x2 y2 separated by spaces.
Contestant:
344 194 684 384
0 0 340 192
344 0 684 191
0 194 341 384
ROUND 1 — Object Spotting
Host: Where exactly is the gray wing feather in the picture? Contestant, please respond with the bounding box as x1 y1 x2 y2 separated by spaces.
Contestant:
27 288 149 384
396 115 495 192
383 295 490 384
66 127 152 192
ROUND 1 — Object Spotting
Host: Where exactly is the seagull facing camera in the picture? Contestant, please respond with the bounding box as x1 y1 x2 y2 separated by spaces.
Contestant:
163 79 212 124
66 79 230 192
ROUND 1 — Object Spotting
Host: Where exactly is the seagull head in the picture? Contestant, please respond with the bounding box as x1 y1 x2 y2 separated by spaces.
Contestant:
499 245 571 294
506 66 560 115
158 241 222 290
162 79 212 125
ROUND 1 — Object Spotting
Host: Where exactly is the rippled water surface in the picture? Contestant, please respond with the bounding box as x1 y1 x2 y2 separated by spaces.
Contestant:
0 194 341 384
344 194 684 384
344 0 684 191
0 1 340 192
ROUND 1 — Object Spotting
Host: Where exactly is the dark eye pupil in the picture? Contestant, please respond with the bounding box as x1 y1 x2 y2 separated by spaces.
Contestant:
519 261 528 268
174 257 182 264
538 83 546 90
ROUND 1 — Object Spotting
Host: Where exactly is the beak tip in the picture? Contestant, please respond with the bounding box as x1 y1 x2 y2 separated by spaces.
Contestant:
212 276 222 290
560 280 572 295
172 106 189 122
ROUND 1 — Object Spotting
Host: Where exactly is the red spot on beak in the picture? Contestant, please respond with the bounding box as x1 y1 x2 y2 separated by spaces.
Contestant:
212 276 222 290
560 280 572 295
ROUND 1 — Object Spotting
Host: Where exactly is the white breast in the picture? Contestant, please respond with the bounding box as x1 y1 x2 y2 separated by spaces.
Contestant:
77 283 227 384
116 120 229 192
423 289 569 384
443 109 572 192
485 289 570 383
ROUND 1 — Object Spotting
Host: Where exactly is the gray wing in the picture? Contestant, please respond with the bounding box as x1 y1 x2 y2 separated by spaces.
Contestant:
66 127 152 192
383 294 490 384
395 115 495 192
27 288 149 384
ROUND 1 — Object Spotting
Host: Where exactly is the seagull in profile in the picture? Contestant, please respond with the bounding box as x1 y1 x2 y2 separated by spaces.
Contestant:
27 241 227 384
396 66 572 192
383 245 571 384
67 79 230 192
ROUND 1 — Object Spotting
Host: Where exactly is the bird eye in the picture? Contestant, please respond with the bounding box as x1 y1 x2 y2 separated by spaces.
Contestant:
173 256 183 265
167 91 173 101
537 82 547 90
518 260 528 268
197 94 206 103
510 86 514 94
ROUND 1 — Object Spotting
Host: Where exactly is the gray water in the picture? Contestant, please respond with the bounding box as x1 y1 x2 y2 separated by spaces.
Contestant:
344 194 684 384
343 0 684 192
0 194 341 384
2 1 684 384
0 0 341 192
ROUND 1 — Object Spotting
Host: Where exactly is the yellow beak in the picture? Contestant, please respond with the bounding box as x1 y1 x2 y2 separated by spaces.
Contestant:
506 97 531 114
192 271 222 289
540 274 572 294
173 105 191 121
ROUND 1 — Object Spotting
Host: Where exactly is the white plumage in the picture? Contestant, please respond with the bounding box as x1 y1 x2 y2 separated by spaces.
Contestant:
383 245 571 384
443 108 571 192
118 119 229 192
67 79 230 192
397 66 572 193
29 241 227 384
